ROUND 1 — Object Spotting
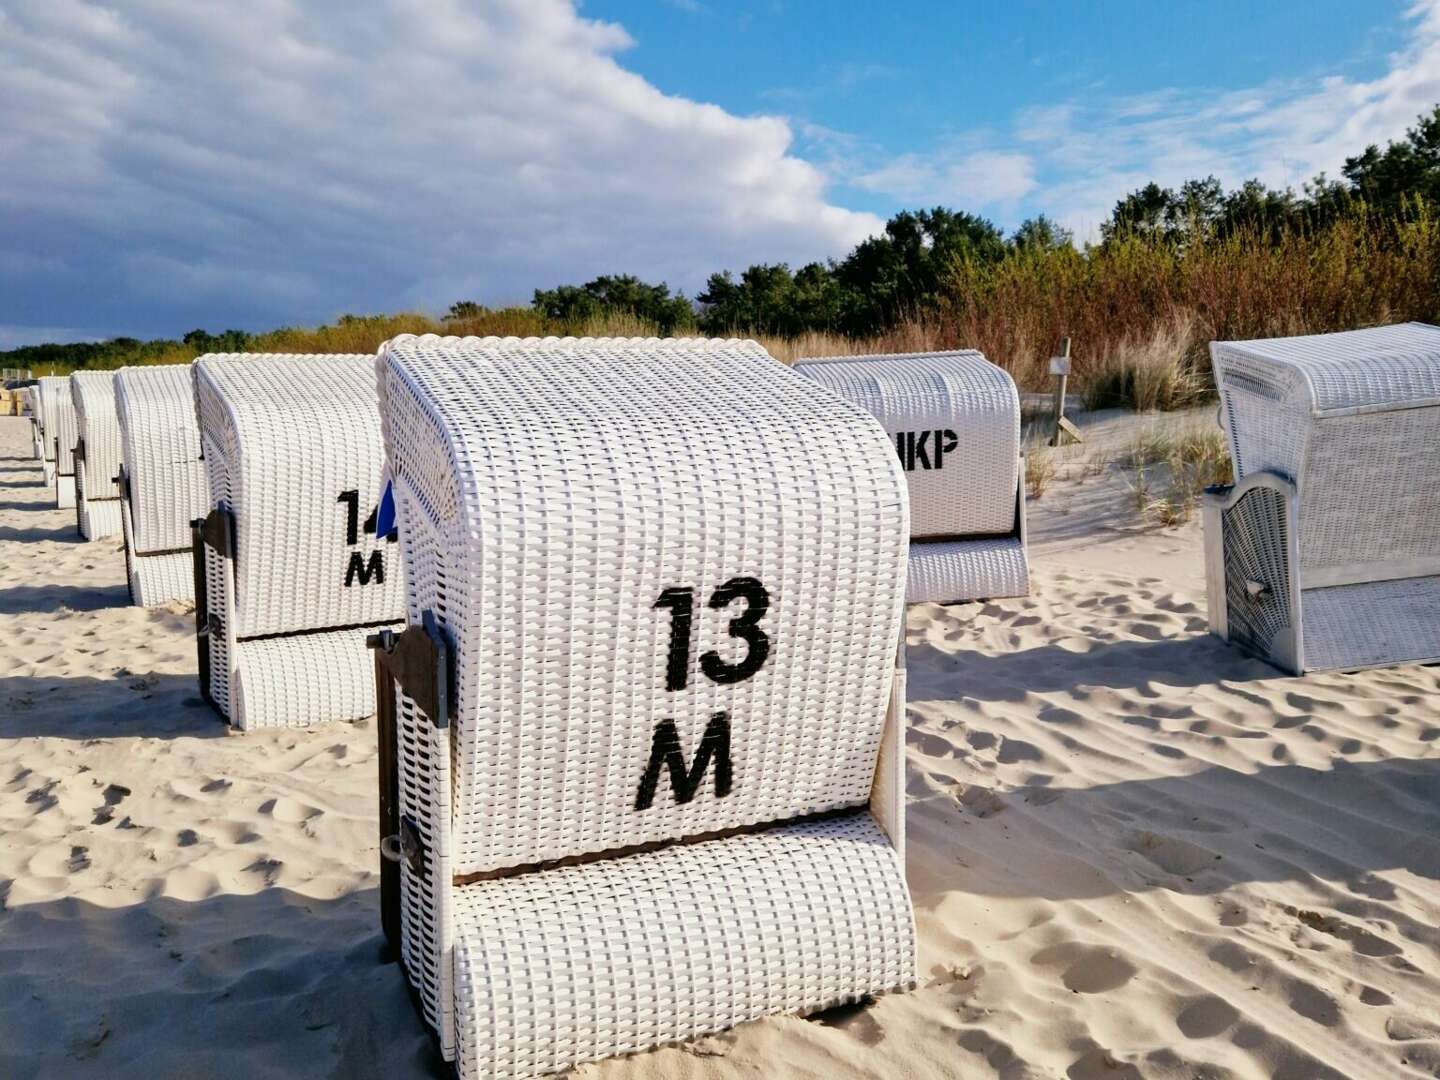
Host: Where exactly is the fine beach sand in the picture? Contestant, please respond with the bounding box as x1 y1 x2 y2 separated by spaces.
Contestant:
2 411 1438 1079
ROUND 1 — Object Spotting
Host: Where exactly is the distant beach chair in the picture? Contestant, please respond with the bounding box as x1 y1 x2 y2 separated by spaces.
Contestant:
1205 322 1440 673
69 371 125 541
191 353 403 729
38 375 77 509
114 364 209 606
369 334 914 1079
26 388 44 460
793 350 1028 604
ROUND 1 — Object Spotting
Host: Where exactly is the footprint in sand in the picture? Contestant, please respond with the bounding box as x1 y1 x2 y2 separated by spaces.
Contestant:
1125 830 1221 876
258 796 323 823
1174 994 1239 1038
91 782 131 825
1030 942 1137 994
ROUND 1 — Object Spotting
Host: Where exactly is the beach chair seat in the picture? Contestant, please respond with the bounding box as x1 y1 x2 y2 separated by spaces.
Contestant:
192 353 404 729
39 375 77 509
371 335 914 1078
793 350 1028 603
1205 322 1440 673
113 365 210 606
70 371 125 540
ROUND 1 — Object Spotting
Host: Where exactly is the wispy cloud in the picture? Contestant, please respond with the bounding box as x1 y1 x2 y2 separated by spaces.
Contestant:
850 0 1440 238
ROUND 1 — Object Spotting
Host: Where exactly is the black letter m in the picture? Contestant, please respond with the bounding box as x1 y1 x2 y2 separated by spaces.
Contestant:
344 550 385 587
634 712 733 810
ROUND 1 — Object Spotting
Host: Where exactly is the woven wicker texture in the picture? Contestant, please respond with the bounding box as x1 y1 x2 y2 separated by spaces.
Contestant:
71 372 125 539
793 351 1020 539
451 812 915 1079
36 376 64 463
124 547 193 607
1220 486 1294 660
42 375 79 507
906 537 1029 604
1301 575 1440 671
116 364 209 555
192 353 405 729
377 335 909 876
193 353 404 638
1209 324 1440 672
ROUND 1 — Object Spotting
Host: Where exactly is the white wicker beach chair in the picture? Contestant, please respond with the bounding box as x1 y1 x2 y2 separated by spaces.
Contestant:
114 365 209 606
38 375 77 509
370 334 915 1079
191 353 404 729
1205 322 1440 673
793 351 1028 604
26 388 44 460
70 371 125 540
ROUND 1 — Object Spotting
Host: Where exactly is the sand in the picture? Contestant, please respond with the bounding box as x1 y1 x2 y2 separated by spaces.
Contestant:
1 411 1437 1079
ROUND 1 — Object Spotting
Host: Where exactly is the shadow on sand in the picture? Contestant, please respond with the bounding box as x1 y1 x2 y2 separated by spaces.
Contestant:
0 887 441 1080
0 583 129 614
0 674 225 740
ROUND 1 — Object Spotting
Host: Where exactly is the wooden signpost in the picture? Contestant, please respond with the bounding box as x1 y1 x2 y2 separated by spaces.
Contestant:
1049 336 1082 447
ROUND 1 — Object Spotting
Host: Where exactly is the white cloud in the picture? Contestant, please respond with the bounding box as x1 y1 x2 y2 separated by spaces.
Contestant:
856 150 1038 208
0 0 880 339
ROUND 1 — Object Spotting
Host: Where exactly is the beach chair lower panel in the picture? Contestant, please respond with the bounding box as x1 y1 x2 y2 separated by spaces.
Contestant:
906 536 1029 604
227 625 399 731
55 472 75 510
449 811 915 1080
1301 576 1440 672
128 552 194 607
78 498 123 541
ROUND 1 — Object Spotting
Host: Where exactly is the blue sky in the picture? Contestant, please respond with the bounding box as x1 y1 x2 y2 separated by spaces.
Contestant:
592 0 1409 223
1 0 1436 347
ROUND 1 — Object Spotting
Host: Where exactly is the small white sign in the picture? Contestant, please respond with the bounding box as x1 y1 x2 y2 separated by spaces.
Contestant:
1049 356 1071 376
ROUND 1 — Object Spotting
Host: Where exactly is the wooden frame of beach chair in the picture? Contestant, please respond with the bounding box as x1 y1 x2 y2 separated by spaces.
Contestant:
793 350 1029 604
369 334 915 1079
70 371 125 541
39 376 77 510
190 353 403 729
1205 322 1440 674
113 365 209 606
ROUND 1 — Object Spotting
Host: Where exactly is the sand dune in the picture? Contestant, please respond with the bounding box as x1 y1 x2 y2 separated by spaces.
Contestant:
1 413 1437 1079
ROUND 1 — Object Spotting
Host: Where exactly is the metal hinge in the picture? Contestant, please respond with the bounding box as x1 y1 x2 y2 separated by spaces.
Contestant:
196 508 234 559
369 610 453 730
380 814 426 875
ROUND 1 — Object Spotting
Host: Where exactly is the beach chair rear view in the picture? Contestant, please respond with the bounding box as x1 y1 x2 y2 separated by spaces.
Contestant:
70 371 125 540
371 334 915 1078
794 350 1028 603
39 375 78 509
1206 322 1440 673
115 364 209 606
192 353 404 729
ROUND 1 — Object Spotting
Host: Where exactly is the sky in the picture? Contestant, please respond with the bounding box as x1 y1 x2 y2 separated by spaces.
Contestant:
2 0 1438 347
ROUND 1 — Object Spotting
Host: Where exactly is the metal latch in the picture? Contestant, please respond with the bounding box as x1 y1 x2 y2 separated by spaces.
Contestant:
380 814 426 874
198 508 235 559
1245 579 1272 599
368 610 453 730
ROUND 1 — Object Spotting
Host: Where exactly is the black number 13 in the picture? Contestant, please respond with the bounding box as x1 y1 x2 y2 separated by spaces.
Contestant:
654 577 771 691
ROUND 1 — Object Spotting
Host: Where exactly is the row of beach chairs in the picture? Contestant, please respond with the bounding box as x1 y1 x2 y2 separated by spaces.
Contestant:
17 324 1440 1076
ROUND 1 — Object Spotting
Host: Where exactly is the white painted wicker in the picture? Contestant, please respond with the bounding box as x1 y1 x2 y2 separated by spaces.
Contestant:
114 365 209 606
39 375 78 509
794 351 1028 603
373 335 915 1075
1206 322 1440 672
70 371 125 540
26 388 44 459
192 353 404 728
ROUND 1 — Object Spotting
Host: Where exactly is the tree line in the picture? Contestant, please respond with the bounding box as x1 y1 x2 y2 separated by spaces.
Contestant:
5 105 1437 370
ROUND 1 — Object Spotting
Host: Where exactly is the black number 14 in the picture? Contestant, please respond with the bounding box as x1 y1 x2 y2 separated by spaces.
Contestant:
654 577 770 691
